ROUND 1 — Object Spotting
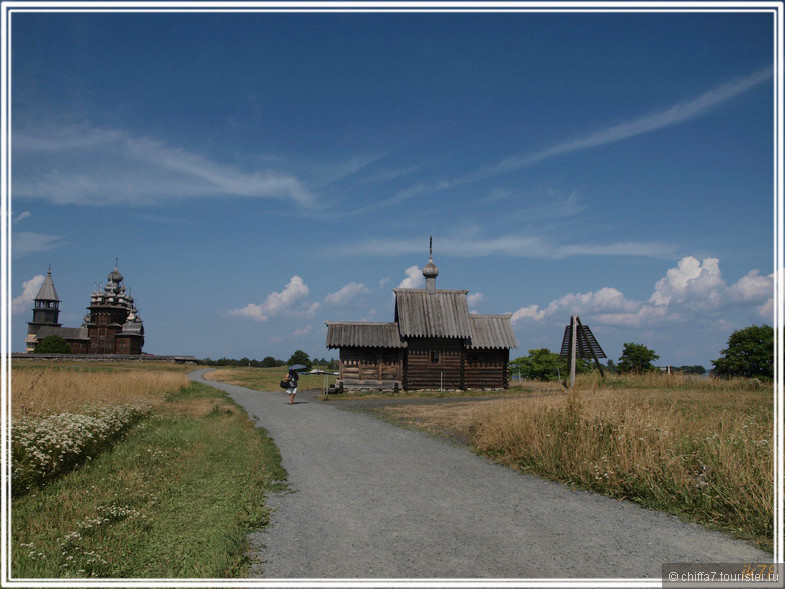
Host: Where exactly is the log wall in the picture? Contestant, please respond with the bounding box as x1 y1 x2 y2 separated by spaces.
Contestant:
405 338 465 389
340 347 403 384
465 348 509 389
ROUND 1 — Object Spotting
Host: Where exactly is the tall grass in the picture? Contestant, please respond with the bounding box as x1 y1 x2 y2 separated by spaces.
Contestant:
12 368 190 417
472 381 773 549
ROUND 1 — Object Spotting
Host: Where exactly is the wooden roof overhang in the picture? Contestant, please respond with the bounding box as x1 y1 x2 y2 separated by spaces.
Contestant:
393 289 472 339
325 322 406 349
467 314 518 349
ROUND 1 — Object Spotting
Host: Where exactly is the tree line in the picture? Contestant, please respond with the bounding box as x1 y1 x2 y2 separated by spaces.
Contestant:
511 324 773 381
200 350 337 370
30 338 339 371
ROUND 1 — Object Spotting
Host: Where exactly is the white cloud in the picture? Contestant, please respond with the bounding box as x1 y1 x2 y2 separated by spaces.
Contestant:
511 287 640 324
293 325 313 337
650 257 725 306
467 292 485 310
510 304 546 322
725 269 773 303
397 265 425 289
378 277 391 289
324 282 370 307
13 122 314 207
510 257 773 329
12 274 44 314
229 276 317 322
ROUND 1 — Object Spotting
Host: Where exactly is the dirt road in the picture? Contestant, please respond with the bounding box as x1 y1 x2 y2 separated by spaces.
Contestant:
189 369 770 580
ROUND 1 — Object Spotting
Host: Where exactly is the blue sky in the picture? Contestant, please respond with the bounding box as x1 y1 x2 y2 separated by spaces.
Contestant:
7 6 777 368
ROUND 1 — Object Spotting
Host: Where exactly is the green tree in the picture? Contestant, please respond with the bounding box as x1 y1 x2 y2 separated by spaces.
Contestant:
261 356 278 368
617 342 659 374
287 350 312 370
712 324 773 379
33 335 71 354
510 348 591 381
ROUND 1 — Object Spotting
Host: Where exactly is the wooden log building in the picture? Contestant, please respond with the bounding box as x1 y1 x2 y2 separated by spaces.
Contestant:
325 246 517 391
25 266 144 355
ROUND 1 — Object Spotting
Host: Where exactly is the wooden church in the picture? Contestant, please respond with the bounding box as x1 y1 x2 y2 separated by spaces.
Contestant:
25 265 144 355
325 243 518 391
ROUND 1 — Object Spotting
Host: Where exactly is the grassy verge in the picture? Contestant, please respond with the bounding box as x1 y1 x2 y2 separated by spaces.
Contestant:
11 380 287 579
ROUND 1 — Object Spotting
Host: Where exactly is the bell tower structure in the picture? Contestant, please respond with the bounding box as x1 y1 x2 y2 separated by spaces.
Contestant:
25 268 62 352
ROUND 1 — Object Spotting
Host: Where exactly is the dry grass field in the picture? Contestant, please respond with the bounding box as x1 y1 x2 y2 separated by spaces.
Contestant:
11 361 191 417
375 373 774 550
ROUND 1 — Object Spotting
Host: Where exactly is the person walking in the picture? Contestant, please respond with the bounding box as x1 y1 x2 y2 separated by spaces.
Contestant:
286 368 299 405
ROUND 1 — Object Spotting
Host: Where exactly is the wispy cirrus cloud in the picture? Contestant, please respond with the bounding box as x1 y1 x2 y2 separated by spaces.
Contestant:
324 282 371 307
12 211 31 224
469 67 772 181
377 67 772 206
12 231 66 258
330 234 676 260
13 122 314 207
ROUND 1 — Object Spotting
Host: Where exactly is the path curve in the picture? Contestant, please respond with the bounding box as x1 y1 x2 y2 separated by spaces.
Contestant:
189 368 769 580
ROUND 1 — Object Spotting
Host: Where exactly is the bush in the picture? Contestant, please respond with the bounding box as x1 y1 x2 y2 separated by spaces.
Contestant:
33 335 71 354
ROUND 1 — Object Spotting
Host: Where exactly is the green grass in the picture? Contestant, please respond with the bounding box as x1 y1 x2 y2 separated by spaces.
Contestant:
11 381 287 579
205 365 337 392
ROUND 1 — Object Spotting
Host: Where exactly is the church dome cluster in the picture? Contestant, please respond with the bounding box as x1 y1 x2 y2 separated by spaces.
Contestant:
88 267 143 332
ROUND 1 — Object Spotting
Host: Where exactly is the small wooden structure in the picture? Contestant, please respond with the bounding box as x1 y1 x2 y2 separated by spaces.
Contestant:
559 315 607 386
325 244 517 391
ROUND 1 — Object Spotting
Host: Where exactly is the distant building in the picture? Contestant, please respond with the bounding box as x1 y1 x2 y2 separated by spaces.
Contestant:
325 243 518 390
25 266 144 355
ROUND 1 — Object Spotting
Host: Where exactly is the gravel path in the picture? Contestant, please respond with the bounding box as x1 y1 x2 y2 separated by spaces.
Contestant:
189 369 770 580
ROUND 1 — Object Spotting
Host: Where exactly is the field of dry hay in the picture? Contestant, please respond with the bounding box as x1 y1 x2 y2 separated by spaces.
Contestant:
11 362 191 417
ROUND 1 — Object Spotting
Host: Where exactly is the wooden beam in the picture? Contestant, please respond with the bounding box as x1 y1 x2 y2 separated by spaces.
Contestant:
575 316 605 378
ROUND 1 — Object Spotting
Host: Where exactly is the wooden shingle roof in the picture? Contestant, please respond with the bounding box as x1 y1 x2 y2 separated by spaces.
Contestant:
325 322 406 349
393 289 472 338
37 326 89 341
467 314 518 349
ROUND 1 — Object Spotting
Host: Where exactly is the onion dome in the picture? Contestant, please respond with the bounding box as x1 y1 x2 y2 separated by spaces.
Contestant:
422 236 439 291
108 266 124 284
422 257 439 280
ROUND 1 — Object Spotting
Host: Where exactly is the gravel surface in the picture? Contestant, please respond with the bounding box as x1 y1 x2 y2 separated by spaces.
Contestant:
189 369 770 580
